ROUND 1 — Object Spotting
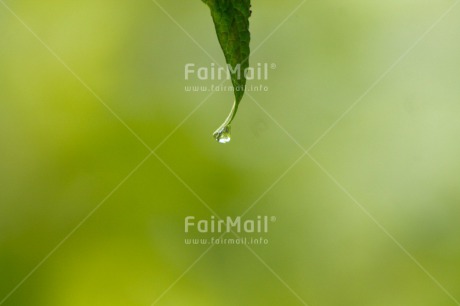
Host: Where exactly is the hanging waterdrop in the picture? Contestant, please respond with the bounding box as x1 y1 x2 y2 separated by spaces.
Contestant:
214 125 231 143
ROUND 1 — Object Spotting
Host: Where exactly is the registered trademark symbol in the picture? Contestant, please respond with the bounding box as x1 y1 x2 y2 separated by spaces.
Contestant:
270 63 277 69
270 216 277 222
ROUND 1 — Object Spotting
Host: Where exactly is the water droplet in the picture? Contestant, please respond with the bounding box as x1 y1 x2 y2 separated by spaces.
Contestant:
213 125 231 144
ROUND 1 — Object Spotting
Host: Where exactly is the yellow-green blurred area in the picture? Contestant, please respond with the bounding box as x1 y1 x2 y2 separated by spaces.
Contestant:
1 0 460 305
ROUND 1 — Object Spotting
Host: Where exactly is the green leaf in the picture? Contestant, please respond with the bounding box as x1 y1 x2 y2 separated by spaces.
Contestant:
202 0 251 143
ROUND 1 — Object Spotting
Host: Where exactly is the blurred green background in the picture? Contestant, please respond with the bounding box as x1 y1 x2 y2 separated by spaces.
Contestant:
1 0 460 305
